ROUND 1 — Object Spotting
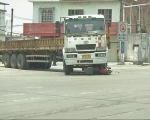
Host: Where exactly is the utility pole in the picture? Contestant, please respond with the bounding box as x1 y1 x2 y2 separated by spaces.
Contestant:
10 8 13 41
123 3 150 33
107 21 111 49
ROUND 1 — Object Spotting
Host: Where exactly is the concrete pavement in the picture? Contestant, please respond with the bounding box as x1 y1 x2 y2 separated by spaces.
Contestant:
0 63 150 119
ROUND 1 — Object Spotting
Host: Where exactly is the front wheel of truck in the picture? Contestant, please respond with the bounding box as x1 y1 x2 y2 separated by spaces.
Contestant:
63 61 72 75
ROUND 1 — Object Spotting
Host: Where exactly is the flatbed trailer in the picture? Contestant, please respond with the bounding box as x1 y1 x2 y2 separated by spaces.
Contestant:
0 37 63 69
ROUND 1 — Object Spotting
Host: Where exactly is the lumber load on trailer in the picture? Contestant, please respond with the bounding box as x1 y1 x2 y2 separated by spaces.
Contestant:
0 37 64 51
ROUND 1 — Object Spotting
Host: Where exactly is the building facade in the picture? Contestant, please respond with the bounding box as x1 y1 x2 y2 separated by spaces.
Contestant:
0 2 9 41
121 0 150 34
0 9 6 41
28 0 150 62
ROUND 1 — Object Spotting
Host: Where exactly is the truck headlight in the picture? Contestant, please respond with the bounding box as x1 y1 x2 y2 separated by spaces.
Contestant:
95 53 106 57
65 48 76 52
66 54 77 58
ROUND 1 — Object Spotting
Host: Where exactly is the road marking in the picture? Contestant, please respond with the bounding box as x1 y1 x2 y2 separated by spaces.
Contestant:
135 98 150 101
13 97 41 102
80 92 94 95
3 93 25 96
25 86 43 89
36 90 55 94
13 100 20 102
84 106 92 109
0 97 41 103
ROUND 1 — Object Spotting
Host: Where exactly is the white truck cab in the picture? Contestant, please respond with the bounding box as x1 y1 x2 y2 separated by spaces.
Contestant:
61 15 108 75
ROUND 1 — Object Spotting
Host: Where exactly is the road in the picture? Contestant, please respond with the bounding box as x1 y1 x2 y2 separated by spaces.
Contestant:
0 62 150 119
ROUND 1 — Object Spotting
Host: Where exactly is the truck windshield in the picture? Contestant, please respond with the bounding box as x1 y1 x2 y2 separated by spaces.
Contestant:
65 18 105 36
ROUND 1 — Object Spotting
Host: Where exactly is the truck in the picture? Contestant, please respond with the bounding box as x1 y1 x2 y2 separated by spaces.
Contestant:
0 14 109 75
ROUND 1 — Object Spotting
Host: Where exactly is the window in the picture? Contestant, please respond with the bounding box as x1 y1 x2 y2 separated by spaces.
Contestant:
98 9 112 22
40 8 54 22
68 9 84 16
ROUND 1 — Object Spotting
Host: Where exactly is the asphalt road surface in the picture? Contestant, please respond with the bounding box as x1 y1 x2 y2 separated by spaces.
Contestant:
0 62 150 119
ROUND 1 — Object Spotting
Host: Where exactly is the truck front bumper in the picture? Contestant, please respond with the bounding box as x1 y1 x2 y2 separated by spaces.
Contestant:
64 52 107 66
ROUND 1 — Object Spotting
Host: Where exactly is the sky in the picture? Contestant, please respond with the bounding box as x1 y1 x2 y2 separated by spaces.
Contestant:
0 0 33 34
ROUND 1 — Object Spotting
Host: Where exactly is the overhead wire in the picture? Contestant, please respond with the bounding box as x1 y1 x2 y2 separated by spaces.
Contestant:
5 13 33 21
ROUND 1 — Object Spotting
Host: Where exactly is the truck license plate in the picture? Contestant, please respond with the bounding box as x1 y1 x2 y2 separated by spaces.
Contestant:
82 55 91 59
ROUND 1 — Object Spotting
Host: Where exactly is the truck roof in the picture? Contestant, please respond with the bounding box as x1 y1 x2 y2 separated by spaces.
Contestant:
64 14 104 19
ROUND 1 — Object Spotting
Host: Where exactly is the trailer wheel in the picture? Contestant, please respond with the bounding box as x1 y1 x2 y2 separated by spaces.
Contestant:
45 63 51 69
45 58 52 69
41 57 52 69
63 61 72 75
17 54 26 69
10 54 18 69
3 53 11 68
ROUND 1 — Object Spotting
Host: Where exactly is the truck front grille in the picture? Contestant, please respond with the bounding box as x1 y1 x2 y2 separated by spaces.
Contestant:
76 44 96 50
79 60 93 63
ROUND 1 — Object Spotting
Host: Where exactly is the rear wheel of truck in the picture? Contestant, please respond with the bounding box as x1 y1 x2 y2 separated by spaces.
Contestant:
3 53 11 68
17 54 26 69
46 58 52 69
41 58 52 69
10 54 18 69
45 63 51 69
63 61 72 75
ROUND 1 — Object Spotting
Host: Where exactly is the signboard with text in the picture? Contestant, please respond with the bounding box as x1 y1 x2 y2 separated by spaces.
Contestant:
118 22 128 41
121 41 125 54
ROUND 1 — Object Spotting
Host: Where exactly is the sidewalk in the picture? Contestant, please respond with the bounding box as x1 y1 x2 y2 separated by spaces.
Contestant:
108 62 150 66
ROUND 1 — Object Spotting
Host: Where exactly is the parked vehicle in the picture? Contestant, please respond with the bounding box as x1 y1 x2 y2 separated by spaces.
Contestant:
0 14 109 75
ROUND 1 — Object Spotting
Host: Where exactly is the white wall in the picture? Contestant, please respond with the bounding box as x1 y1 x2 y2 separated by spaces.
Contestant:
0 11 5 41
108 36 118 62
32 1 121 23
32 1 121 62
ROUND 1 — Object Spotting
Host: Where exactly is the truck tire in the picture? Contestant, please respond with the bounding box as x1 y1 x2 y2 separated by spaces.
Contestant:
3 53 11 68
10 54 18 69
46 58 52 69
63 61 72 75
17 54 26 69
42 57 52 69
45 63 51 69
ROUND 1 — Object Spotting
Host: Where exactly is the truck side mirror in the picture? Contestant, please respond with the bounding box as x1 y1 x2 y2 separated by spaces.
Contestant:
55 21 60 34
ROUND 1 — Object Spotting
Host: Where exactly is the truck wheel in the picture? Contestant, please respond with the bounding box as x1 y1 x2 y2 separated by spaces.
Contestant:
45 63 51 69
17 54 26 69
63 61 71 75
46 58 52 69
10 54 18 69
40 63 47 69
42 57 52 69
3 53 11 68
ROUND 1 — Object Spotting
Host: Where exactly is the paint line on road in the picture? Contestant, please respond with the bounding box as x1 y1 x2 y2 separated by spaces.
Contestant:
0 97 41 103
13 97 41 102
3 93 25 97
36 90 55 94
134 97 150 101
84 106 93 109
25 86 43 89
80 92 94 95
